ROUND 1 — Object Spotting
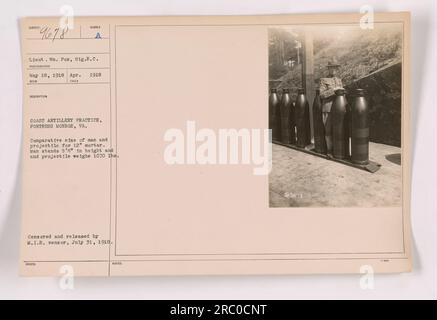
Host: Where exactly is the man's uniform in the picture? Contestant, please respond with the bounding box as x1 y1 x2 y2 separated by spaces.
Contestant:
318 77 343 155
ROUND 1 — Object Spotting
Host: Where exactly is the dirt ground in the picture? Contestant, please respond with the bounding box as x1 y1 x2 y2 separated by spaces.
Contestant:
269 142 402 207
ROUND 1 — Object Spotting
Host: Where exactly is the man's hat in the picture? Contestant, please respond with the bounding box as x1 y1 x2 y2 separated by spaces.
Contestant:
327 58 340 69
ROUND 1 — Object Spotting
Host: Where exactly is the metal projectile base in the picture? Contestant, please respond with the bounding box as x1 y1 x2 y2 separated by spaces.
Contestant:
273 140 381 173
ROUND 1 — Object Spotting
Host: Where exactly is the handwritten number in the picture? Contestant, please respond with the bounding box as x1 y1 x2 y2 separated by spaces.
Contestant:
40 26 69 42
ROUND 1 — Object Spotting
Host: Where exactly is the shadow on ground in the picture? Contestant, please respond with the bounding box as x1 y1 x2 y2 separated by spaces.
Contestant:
385 153 401 166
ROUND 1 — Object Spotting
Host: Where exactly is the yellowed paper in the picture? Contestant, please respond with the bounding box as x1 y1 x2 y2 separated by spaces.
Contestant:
20 13 411 276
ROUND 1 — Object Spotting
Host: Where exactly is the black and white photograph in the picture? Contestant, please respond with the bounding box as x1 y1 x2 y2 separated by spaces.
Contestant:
269 23 404 207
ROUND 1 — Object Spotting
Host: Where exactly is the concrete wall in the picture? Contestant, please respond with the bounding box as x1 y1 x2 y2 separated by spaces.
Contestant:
345 62 402 147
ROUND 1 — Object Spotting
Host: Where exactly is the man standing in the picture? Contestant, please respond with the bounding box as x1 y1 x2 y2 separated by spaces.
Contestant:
319 60 343 156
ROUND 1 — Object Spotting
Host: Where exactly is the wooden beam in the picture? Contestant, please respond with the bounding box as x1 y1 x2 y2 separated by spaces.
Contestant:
302 29 315 141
